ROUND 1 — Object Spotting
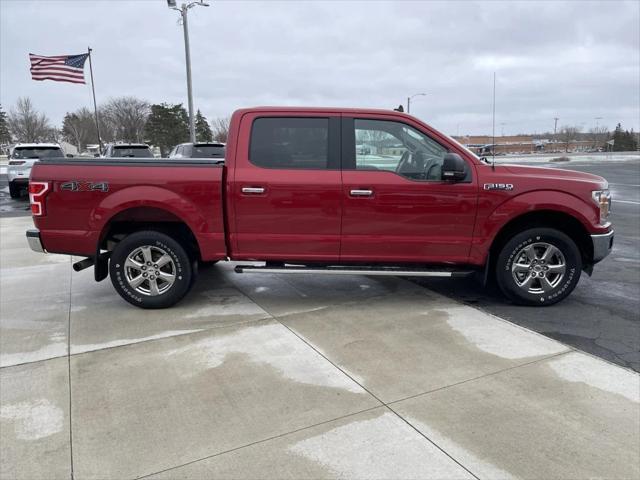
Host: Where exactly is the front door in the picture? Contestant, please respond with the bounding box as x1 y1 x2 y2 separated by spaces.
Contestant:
231 114 342 262
340 116 478 264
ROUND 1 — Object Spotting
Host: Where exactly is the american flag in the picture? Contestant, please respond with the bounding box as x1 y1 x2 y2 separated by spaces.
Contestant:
29 53 89 84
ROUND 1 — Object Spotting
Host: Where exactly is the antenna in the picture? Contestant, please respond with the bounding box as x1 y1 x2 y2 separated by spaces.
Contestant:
492 72 496 170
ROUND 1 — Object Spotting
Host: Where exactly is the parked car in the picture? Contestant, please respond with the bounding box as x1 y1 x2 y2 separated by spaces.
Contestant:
26 107 613 308
169 142 226 159
102 143 153 158
7 143 64 198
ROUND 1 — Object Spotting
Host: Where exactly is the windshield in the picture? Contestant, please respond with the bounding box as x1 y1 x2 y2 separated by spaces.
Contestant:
193 144 225 158
113 146 153 158
12 147 63 159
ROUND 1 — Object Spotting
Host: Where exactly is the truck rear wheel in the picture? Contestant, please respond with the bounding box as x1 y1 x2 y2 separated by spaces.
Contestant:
109 231 193 309
496 228 582 306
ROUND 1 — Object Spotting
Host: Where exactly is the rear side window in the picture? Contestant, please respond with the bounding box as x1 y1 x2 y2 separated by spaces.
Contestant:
250 117 329 169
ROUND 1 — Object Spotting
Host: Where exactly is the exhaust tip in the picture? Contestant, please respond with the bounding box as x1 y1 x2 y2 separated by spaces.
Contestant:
73 257 95 272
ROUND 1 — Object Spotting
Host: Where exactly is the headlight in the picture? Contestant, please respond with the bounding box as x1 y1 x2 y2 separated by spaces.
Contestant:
592 189 611 224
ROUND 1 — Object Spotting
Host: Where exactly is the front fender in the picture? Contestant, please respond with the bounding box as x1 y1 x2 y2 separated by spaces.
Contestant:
470 190 599 264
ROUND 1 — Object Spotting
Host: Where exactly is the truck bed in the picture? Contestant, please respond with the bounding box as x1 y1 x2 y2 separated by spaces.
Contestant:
30 158 227 260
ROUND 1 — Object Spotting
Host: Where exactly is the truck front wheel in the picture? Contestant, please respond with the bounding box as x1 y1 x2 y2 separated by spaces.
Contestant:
9 182 21 199
496 228 582 306
109 231 193 309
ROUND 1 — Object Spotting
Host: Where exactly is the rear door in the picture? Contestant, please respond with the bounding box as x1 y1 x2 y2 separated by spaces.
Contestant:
340 116 478 264
230 112 342 262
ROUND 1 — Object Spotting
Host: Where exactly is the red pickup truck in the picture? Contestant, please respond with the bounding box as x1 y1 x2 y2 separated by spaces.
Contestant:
26 107 613 308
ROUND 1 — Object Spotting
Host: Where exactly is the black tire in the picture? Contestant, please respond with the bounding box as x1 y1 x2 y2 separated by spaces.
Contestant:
109 231 193 309
9 182 21 199
496 228 582 306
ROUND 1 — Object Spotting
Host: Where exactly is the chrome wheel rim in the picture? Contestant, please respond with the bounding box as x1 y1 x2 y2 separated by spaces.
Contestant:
511 242 566 295
124 245 176 296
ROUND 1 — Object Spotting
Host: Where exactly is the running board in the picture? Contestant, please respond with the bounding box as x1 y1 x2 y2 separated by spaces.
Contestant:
234 265 475 278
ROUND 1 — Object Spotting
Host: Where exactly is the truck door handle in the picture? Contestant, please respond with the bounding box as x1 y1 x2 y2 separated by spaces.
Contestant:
242 187 265 194
350 189 373 197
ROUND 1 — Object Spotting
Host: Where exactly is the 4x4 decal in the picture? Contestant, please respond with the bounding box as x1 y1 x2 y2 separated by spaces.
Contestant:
60 181 109 192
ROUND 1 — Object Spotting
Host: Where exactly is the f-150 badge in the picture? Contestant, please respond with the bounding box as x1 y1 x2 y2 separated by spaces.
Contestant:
60 181 109 192
484 183 514 191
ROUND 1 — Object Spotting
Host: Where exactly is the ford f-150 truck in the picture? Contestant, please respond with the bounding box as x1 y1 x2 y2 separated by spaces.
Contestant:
26 107 614 308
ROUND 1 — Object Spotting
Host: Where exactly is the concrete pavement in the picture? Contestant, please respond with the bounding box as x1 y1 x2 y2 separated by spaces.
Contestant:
1 216 639 479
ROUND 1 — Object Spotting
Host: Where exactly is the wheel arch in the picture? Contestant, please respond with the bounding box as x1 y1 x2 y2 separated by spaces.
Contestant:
98 206 202 262
487 209 594 280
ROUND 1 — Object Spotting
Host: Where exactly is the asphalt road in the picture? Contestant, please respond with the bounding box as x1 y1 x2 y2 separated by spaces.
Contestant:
1 160 638 371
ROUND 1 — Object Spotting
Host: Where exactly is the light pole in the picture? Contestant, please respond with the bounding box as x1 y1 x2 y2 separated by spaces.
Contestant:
407 93 428 114
594 116 603 149
168 0 209 143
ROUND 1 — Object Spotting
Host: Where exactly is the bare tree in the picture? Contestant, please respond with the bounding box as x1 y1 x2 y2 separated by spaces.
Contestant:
588 126 609 150
101 96 150 143
211 117 230 143
559 125 582 153
7 97 55 143
62 108 97 151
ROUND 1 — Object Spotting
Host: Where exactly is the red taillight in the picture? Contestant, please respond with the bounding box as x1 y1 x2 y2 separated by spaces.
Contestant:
29 181 50 216
9 160 26 166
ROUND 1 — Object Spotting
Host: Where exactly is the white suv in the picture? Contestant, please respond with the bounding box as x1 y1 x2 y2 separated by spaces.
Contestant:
7 143 65 198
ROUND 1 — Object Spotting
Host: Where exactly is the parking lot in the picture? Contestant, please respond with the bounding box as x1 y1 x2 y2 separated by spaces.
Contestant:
1 211 638 479
2 158 639 372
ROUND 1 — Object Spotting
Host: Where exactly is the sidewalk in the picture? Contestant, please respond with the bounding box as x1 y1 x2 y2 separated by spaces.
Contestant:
1 216 638 479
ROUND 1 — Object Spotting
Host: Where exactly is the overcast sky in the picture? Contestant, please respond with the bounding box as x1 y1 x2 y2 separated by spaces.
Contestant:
1 0 638 136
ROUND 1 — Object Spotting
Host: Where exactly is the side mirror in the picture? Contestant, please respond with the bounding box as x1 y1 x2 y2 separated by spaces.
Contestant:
441 153 466 181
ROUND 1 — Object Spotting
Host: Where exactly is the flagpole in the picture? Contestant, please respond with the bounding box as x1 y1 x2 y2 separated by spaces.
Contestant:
87 47 102 151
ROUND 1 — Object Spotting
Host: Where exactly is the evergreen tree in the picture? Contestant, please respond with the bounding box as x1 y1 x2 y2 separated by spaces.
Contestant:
611 123 638 151
0 105 10 145
144 103 189 156
612 123 624 151
629 129 638 151
195 110 213 142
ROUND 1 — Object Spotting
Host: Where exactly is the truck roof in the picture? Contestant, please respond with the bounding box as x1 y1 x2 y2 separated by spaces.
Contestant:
109 143 150 147
235 106 414 117
13 143 61 148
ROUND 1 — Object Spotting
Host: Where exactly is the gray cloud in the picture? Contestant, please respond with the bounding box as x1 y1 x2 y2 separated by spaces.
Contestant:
1 0 638 135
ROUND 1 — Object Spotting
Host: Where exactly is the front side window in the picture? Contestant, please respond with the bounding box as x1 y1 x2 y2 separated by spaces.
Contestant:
354 119 448 181
250 117 329 169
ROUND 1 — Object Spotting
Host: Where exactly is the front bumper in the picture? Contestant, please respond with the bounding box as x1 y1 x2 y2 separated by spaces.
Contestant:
591 230 614 263
26 229 46 253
